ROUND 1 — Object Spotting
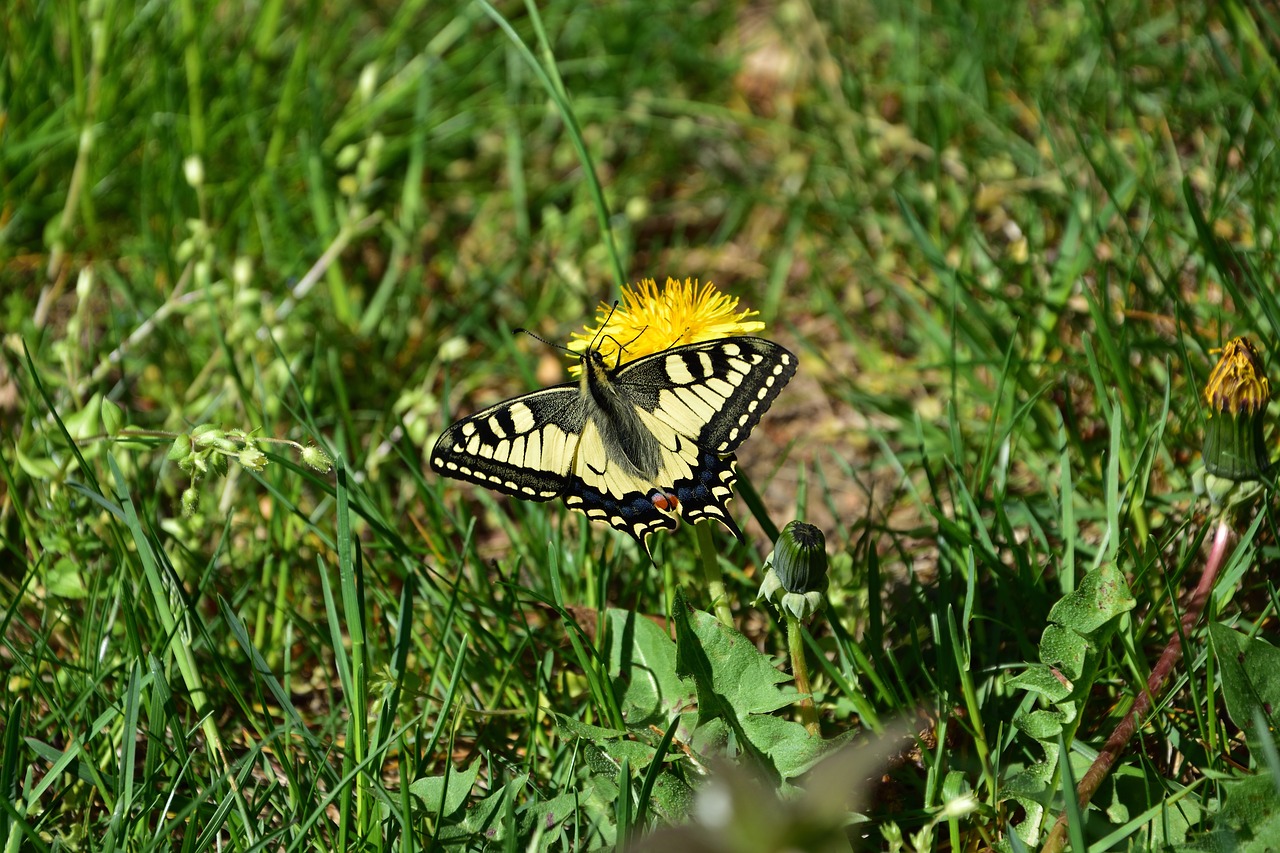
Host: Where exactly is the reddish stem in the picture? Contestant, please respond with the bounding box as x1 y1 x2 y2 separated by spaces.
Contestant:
1039 518 1232 853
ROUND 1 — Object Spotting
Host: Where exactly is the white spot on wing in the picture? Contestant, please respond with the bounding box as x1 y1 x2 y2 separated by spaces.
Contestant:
665 355 695 385
509 402 536 433
542 424 571 474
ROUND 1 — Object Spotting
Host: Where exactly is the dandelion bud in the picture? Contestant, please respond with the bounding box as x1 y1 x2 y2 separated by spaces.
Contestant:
757 521 829 621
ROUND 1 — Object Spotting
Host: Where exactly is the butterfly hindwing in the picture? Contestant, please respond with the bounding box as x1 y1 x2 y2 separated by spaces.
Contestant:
431 336 796 553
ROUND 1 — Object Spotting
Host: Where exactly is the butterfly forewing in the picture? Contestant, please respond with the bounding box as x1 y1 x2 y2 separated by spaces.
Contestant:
614 337 798 452
430 386 584 500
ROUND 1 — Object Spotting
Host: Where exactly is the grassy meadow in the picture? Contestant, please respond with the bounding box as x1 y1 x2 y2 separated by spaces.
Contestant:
5 0 1280 849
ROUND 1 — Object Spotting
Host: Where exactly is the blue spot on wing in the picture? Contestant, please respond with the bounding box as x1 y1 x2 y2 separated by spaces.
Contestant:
563 450 742 554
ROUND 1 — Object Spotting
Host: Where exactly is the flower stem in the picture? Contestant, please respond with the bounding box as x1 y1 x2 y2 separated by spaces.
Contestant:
787 614 820 736
1039 517 1232 853
695 521 734 627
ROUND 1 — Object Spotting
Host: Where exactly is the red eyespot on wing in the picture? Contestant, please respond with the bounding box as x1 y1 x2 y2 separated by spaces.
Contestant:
650 491 679 512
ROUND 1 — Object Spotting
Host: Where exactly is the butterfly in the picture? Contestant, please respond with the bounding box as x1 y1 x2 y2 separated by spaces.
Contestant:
430 336 797 554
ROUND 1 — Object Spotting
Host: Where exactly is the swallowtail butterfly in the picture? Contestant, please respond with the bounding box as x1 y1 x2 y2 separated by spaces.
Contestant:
430 336 797 553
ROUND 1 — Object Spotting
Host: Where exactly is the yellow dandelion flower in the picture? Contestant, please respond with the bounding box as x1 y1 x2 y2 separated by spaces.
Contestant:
567 277 766 373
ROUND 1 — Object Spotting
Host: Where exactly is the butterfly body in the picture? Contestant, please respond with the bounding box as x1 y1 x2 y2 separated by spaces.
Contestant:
431 337 796 553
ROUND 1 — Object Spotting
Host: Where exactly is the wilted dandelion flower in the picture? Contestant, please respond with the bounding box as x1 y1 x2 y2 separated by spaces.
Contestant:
568 277 765 373
1202 336 1271 482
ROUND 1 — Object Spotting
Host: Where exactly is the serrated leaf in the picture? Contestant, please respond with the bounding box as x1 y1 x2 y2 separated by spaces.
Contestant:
514 776 617 850
1045 561 1135 637
647 768 695 822
673 594 795 721
1039 623 1089 680
1002 561 1136 846
740 714 830 783
556 717 629 742
1015 708 1067 741
1181 774 1280 852
603 593 825 786
670 590 823 782
1006 663 1073 702
578 738 659 777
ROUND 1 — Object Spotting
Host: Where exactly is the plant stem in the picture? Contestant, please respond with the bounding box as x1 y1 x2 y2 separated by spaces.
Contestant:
1039 517 1232 853
787 614 820 735
695 521 734 627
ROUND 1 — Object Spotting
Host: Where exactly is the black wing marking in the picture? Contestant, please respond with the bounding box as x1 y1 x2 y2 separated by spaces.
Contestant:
429 385 584 501
566 449 742 551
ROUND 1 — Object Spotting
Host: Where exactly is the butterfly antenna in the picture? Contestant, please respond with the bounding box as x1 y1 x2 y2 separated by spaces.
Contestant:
585 301 621 352
662 326 692 350
513 327 575 355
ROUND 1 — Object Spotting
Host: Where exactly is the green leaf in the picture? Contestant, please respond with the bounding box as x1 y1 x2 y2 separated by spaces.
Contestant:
435 773 528 844
1209 623 1280 752
1044 561 1136 639
101 398 124 435
1038 624 1089 681
46 557 87 599
60 393 103 441
670 590 823 782
600 592 827 789
1001 562 1135 847
1183 775 1280 852
1006 663 1074 703
15 447 61 480
409 760 480 817
603 609 693 731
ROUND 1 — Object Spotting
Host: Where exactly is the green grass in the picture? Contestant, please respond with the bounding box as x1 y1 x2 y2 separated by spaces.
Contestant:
5 0 1280 849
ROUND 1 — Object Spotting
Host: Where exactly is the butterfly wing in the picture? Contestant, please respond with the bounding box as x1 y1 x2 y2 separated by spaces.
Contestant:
430 385 585 501
613 337 798 453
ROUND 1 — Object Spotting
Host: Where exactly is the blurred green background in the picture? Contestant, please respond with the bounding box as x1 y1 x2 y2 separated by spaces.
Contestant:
4 0 1280 848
